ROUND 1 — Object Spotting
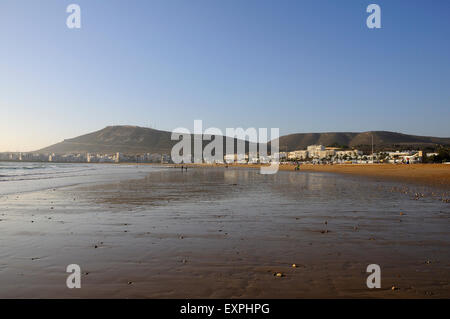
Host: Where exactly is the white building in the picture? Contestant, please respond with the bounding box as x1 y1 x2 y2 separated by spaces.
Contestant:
306 145 326 158
335 150 363 158
248 152 259 164
288 150 308 160
114 152 123 163
224 154 237 163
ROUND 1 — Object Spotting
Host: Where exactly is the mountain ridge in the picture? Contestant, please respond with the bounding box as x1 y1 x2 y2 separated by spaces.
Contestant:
37 126 450 154
273 131 450 152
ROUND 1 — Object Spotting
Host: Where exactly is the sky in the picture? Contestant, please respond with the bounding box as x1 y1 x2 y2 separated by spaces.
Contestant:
0 0 449 152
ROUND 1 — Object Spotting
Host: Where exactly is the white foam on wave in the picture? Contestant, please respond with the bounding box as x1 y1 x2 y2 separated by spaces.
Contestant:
0 162 164 196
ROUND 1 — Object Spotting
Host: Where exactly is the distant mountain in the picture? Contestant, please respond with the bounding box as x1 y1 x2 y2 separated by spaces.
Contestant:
37 126 450 154
273 131 450 152
38 126 174 154
37 125 255 154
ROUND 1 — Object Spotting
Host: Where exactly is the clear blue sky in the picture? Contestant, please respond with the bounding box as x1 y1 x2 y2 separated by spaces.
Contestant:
1 0 449 151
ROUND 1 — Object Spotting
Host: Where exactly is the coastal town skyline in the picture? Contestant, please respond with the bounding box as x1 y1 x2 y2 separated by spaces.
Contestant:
1 124 449 165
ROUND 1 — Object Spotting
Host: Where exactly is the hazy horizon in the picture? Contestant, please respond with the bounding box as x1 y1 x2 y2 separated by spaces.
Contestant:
1 0 450 152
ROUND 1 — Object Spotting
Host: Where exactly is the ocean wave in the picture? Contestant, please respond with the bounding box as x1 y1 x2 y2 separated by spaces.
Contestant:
0 163 100 182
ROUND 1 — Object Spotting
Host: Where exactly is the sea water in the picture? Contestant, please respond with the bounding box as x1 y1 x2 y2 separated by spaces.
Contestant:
0 161 162 195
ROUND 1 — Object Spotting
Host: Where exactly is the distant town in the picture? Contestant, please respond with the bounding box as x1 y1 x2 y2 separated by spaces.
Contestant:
1 144 448 165
226 145 441 165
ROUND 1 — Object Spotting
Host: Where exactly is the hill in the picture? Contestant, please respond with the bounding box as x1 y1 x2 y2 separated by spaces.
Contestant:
37 126 450 155
37 125 255 155
274 131 450 153
39 126 174 154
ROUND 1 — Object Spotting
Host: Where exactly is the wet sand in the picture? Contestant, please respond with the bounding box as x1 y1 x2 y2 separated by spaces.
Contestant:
283 164 450 189
0 167 449 298
184 163 450 189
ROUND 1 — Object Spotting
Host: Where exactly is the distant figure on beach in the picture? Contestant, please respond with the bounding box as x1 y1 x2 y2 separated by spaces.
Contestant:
181 165 184 171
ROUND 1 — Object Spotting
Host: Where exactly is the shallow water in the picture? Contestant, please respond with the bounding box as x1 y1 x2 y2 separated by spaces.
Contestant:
0 162 163 195
0 166 449 298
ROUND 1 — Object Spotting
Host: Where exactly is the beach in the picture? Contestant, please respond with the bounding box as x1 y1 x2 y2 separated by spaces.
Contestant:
0 163 449 298
184 163 450 190
282 164 450 189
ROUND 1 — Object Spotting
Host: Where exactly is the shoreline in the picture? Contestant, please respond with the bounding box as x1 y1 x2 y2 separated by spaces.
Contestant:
0 162 165 197
3 160 449 189
178 163 450 189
